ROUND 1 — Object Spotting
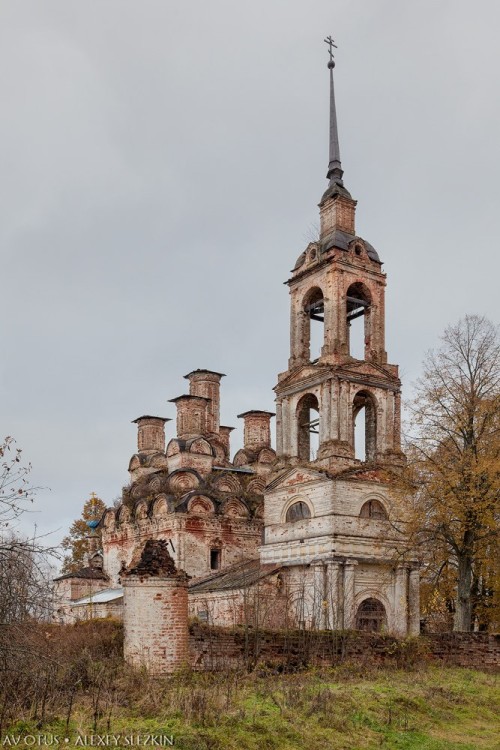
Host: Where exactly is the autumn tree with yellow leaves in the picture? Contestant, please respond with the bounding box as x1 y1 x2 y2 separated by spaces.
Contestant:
405 315 499 632
61 493 106 574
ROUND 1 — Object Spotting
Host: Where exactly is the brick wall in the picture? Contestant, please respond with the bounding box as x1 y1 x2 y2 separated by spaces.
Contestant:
103 513 262 585
53 578 111 623
189 576 289 629
70 599 123 621
189 625 500 671
319 195 356 237
425 632 500 668
123 574 189 674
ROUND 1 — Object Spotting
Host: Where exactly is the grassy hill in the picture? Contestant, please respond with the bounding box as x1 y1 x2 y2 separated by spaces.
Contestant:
5 665 499 749
2 622 498 749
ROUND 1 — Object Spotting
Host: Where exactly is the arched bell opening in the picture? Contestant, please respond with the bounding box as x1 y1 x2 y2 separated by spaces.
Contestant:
355 598 387 632
353 390 377 462
303 287 325 362
346 282 372 360
297 393 320 461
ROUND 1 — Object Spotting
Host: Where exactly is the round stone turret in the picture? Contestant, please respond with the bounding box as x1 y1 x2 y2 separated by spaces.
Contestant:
132 415 170 454
122 540 189 674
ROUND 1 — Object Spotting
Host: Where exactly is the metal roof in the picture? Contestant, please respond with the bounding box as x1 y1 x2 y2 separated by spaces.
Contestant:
212 465 255 474
72 588 123 606
54 566 108 582
183 369 226 379
189 559 282 594
132 415 171 423
237 410 276 418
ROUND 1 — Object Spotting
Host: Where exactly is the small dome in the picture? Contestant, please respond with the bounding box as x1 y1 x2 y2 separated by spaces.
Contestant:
358 237 381 263
293 251 306 270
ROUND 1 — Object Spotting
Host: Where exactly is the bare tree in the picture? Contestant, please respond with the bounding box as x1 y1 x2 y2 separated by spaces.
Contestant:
0 436 35 528
405 315 500 631
0 437 56 624
0 532 56 623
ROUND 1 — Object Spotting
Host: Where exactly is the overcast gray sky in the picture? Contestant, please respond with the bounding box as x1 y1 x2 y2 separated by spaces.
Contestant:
1 0 499 549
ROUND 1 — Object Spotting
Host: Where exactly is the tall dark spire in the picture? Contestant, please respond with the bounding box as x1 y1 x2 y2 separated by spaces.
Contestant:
324 36 344 187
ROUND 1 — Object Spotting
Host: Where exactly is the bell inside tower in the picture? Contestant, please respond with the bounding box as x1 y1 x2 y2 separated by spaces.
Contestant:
353 390 377 462
297 393 320 461
304 287 325 362
274 38 404 472
346 282 371 360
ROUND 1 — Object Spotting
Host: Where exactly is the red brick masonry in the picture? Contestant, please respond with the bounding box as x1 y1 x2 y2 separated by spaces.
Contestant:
189 626 500 671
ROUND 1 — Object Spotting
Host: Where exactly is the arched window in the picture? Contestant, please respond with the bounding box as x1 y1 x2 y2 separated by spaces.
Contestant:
303 287 324 362
346 282 371 360
355 598 387 632
353 390 377 462
297 393 320 461
285 501 311 523
360 499 388 520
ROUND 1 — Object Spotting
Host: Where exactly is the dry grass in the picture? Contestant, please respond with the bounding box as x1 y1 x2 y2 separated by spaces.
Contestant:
1 620 498 749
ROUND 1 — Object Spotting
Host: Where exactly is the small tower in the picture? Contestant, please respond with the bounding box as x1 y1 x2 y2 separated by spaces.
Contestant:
275 38 404 470
132 415 170 454
122 540 190 674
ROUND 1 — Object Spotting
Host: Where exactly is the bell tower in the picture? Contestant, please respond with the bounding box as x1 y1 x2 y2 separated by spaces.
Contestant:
275 39 404 470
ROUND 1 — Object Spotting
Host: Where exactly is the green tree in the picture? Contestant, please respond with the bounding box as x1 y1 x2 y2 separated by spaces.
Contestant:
405 315 500 632
61 493 106 574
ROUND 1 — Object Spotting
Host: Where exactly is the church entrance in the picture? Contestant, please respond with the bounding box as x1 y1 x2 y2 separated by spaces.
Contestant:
355 598 387 632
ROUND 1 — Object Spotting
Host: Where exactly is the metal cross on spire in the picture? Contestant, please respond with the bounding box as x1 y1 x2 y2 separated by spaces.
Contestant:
324 35 343 185
324 35 337 68
87 491 101 530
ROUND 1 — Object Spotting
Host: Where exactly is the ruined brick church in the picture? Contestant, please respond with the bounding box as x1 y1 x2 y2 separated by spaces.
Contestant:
55 44 419 662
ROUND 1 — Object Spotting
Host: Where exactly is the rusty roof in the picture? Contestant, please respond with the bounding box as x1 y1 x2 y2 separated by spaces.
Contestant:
189 558 282 593
183 369 226 379
53 566 109 582
132 415 171 423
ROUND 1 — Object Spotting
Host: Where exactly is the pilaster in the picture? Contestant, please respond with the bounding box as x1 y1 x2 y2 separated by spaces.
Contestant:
326 561 340 629
343 560 358 629
408 567 420 636
394 565 408 636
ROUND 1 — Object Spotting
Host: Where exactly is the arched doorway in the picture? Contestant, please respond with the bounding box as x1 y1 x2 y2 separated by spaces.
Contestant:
355 598 387 632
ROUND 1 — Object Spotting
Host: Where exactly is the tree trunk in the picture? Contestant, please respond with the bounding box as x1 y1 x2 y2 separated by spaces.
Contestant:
454 551 473 631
